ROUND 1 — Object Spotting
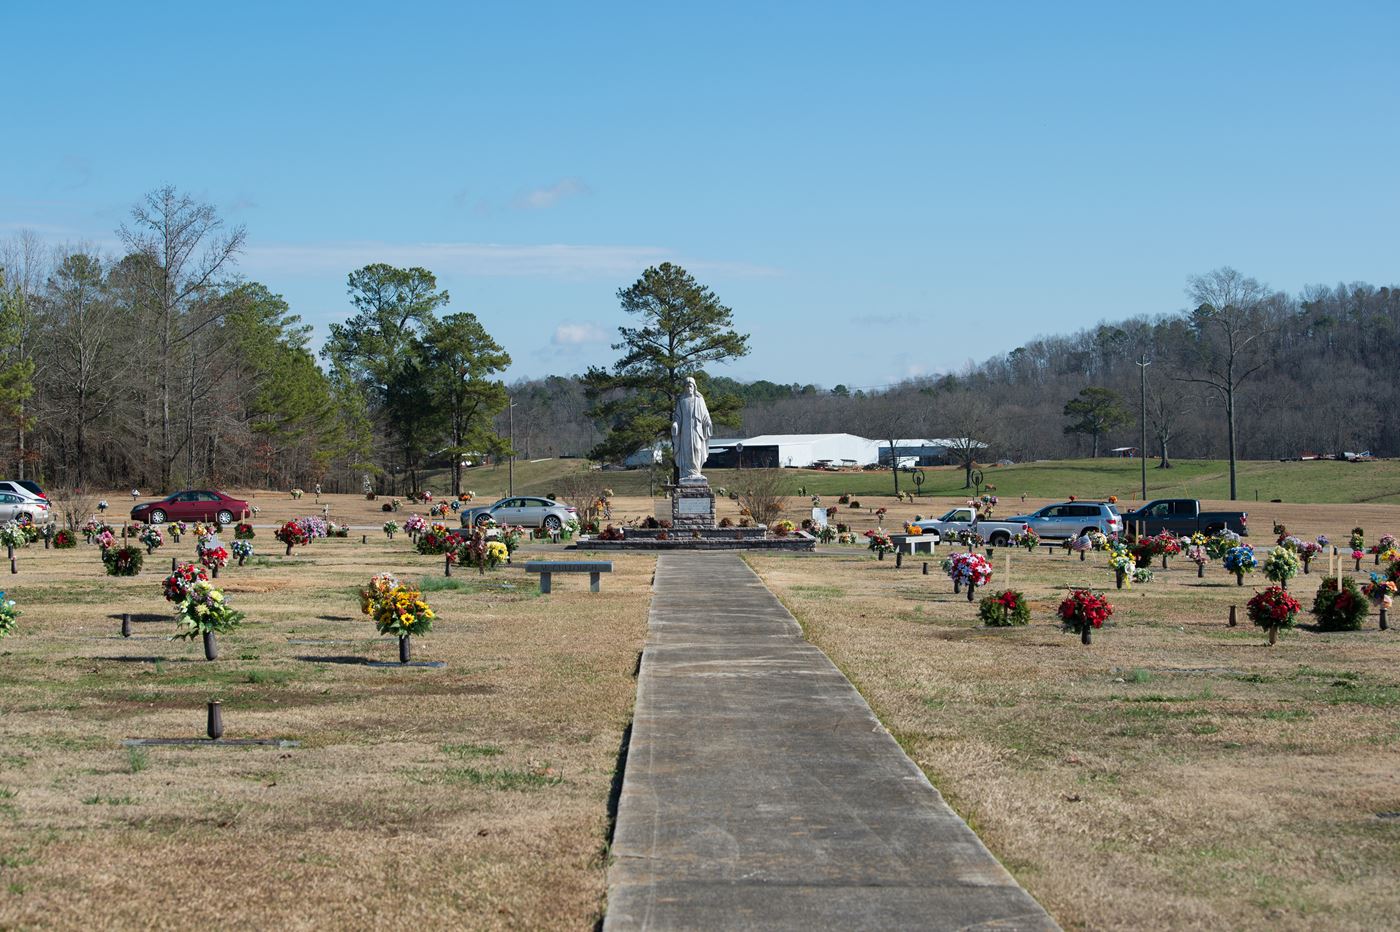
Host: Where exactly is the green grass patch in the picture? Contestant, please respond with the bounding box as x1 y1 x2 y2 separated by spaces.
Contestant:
126 746 149 774
419 766 562 790
81 795 134 806
441 743 504 758
790 585 845 598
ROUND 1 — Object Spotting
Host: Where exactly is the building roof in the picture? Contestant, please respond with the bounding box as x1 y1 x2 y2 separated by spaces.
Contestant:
729 433 877 446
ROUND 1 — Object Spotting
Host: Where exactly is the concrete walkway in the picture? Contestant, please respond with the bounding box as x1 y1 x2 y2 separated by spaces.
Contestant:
605 553 1057 931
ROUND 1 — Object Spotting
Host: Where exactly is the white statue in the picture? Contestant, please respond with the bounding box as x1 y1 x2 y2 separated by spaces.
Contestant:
671 376 712 482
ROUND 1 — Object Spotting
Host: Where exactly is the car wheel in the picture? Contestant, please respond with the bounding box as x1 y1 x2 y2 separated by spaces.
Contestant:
475 514 492 527
544 515 562 532
989 531 1010 547
216 510 235 526
149 510 167 524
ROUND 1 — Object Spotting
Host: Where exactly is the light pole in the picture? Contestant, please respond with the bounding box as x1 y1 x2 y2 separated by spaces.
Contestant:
735 442 744 474
507 397 517 497
1137 355 1150 501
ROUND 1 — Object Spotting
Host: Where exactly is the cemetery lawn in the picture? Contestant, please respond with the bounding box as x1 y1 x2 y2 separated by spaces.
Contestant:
0 530 650 929
749 547 1400 930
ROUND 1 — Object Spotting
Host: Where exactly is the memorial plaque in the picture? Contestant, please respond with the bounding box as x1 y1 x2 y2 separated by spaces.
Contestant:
678 497 711 516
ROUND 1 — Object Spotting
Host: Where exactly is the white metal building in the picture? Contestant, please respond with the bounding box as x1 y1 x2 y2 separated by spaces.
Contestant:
708 434 882 469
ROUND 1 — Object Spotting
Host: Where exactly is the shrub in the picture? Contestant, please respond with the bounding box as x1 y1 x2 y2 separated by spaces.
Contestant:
978 590 1029 626
102 545 144 576
1310 575 1369 631
733 469 790 527
718 517 734 528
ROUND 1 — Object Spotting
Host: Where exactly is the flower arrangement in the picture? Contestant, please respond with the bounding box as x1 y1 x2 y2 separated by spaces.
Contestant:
234 522 255 540
327 521 350 538
102 544 144 576
978 589 1029 626
415 524 461 555
53 528 76 549
383 520 401 539
1205 529 1241 560
837 531 858 544
1107 542 1136 586
403 514 428 537
138 524 164 554
199 546 230 570
1262 546 1301 586
1310 575 1369 631
274 520 311 554
904 524 924 536
1058 589 1113 641
172 579 244 654
946 551 992 588
1223 545 1257 579
295 515 329 540
957 529 986 549
97 499 109 512
1132 567 1155 584
1247 586 1302 641
0 521 28 550
360 573 435 638
231 540 253 564
770 519 797 537
1350 527 1365 551
1185 544 1209 576
290 488 304 500
598 525 625 541
163 562 209 602
1014 527 1039 552
1362 573 1396 609
0 591 18 638
1146 532 1181 559
816 525 836 543
864 529 894 555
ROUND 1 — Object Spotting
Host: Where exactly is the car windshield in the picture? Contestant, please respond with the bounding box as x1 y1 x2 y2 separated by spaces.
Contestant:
939 509 962 521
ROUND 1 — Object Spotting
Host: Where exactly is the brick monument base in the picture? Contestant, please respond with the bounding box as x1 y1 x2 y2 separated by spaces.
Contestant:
671 479 716 531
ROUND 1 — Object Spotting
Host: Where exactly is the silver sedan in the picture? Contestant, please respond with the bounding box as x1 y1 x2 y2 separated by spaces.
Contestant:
460 496 577 531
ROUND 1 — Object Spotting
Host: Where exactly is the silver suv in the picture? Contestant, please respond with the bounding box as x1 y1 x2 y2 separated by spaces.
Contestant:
1006 501 1121 539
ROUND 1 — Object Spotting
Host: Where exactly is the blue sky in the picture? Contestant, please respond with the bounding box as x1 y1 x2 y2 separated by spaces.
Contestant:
3 1 1397 388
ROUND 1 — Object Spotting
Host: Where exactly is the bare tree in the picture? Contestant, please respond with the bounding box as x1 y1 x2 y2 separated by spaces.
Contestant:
733 468 790 526
1146 379 1193 469
863 392 926 495
1179 268 1274 499
934 390 999 488
118 187 245 490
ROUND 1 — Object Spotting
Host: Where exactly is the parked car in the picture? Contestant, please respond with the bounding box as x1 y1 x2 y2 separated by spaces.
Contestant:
0 480 47 501
130 490 250 525
0 491 50 524
907 507 1028 546
1005 501 1122 539
1119 499 1248 537
459 496 576 531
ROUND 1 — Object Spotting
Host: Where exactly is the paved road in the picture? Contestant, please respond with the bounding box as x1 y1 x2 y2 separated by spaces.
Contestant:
605 552 1057 930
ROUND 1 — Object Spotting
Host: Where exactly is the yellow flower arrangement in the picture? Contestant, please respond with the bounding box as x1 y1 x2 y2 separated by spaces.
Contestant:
360 574 434 638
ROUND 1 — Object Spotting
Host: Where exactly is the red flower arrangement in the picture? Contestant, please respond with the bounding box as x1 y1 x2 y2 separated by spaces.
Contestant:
1246 586 1301 630
275 521 310 547
947 552 993 586
163 562 210 603
199 546 230 569
1057 589 1114 633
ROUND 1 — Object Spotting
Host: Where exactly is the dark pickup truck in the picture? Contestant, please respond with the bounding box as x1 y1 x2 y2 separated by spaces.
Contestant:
1120 499 1248 537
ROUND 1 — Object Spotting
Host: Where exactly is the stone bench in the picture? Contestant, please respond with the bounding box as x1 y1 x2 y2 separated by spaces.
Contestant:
524 561 613 594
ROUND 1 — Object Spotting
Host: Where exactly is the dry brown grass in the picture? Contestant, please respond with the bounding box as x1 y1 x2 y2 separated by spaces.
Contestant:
748 541 1400 931
0 524 651 929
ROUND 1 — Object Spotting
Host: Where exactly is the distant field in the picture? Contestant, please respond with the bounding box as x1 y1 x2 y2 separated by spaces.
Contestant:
430 457 1400 506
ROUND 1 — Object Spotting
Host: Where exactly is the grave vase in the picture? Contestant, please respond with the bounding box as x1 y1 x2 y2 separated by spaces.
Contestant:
1115 568 1125 590
1268 626 1278 646
399 636 411 664
1081 624 1092 645
1236 571 1244 587
966 581 976 603
202 630 219 661
1197 563 1205 578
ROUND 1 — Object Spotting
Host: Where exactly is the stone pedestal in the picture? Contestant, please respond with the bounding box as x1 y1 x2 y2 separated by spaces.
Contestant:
671 480 716 531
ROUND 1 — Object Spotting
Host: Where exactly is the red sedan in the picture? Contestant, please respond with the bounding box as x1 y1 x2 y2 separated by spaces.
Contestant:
130 490 250 525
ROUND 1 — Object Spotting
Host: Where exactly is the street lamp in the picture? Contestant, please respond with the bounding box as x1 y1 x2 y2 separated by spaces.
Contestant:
507 397 517 497
735 442 744 473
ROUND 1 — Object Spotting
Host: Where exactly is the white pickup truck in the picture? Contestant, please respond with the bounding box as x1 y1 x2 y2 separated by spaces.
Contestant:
907 507 1028 546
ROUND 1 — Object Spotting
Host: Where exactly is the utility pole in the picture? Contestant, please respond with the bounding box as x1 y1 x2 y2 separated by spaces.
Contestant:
507 397 516 497
1137 355 1150 501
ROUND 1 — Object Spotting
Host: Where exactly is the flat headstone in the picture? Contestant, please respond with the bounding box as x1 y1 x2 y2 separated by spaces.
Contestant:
122 738 300 748
365 660 445 669
605 553 1057 931
286 638 359 645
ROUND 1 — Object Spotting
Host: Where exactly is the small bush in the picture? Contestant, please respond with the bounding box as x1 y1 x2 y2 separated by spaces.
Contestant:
1310 575 1369 631
978 590 1030 627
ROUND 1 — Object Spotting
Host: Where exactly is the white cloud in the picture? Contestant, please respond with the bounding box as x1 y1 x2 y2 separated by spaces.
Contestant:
512 177 590 210
551 322 609 346
240 241 781 280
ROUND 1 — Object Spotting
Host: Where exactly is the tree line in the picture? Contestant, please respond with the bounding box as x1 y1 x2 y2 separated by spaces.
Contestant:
0 187 510 495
